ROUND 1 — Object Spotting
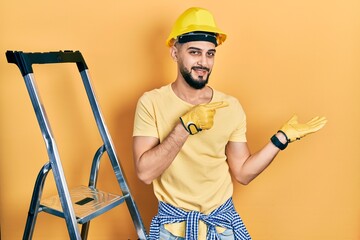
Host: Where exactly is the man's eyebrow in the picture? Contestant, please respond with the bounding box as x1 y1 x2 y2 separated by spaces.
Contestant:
187 47 217 53
187 47 202 51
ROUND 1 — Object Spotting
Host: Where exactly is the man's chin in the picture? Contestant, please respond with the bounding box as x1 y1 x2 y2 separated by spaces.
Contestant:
182 71 209 89
191 80 208 89
192 74 208 83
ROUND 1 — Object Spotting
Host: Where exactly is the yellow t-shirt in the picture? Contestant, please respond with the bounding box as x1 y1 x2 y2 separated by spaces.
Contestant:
133 84 247 239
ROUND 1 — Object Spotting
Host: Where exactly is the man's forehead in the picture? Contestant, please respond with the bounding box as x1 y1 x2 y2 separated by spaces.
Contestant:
181 41 216 51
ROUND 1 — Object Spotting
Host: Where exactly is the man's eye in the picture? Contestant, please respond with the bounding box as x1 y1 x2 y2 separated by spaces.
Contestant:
189 51 201 55
207 52 216 57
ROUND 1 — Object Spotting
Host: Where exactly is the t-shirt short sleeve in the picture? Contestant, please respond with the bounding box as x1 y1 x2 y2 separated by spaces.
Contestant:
228 98 247 143
133 93 159 138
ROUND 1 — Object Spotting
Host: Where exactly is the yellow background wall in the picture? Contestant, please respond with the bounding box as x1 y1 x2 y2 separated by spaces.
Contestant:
0 1 359 239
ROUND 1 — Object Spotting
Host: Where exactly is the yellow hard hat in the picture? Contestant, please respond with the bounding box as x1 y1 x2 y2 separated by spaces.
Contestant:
166 7 227 47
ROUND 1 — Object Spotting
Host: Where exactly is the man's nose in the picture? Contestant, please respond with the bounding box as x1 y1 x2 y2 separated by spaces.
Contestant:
197 54 208 67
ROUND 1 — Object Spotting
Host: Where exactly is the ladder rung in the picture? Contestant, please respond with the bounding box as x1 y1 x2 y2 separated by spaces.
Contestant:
40 185 127 224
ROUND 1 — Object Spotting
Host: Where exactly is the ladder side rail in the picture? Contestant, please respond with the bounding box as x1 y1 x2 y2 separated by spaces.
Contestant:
79 70 148 239
23 74 81 240
80 144 106 240
23 162 51 240
88 145 106 188
79 70 129 193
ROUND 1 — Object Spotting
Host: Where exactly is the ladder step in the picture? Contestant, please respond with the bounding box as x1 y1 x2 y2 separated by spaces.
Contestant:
40 185 127 224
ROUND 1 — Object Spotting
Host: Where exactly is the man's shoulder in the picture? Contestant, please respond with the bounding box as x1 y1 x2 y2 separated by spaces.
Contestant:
139 84 171 100
143 84 170 96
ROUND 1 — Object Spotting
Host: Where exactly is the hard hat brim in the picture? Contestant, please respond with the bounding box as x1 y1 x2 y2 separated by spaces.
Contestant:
166 24 227 47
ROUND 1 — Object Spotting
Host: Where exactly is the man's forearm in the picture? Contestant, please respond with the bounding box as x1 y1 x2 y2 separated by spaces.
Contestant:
136 123 189 184
240 143 281 184
232 132 286 185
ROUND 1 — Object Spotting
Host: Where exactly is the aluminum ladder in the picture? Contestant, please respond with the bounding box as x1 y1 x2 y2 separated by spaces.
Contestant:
6 50 148 240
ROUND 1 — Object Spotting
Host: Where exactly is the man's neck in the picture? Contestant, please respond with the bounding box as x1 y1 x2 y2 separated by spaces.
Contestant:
171 80 213 105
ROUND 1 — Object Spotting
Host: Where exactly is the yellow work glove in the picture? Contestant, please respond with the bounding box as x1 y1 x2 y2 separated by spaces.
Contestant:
180 101 229 135
280 115 327 143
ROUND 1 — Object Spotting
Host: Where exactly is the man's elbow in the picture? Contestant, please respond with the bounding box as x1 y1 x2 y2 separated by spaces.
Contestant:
136 170 153 185
237 178 251 186
234 175 254 186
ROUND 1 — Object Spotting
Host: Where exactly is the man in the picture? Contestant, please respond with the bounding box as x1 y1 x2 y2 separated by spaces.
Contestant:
132 7 327 240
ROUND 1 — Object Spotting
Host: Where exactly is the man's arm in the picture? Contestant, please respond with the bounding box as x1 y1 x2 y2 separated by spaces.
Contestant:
226 132 286 185
226 115 327 185
133 101 228 184
133 122 189 184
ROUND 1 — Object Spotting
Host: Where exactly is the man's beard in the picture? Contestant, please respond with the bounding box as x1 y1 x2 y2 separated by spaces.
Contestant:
180 65 211 90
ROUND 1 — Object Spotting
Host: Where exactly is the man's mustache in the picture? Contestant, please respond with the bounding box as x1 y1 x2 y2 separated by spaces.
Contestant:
192 66 210 72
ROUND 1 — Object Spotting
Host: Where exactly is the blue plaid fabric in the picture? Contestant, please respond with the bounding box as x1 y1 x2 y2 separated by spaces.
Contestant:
148 198 251 240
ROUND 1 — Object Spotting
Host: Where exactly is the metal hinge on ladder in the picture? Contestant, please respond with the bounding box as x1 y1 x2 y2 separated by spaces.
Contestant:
6 50 148 240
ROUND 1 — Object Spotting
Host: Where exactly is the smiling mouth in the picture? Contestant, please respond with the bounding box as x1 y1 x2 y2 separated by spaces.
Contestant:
192 67 209 76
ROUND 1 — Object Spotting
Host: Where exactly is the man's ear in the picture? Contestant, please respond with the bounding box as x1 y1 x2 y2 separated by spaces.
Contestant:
170 46 178 61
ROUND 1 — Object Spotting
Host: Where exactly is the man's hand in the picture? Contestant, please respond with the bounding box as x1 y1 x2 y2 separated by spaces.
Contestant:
180 101 229 135
280 115 327 142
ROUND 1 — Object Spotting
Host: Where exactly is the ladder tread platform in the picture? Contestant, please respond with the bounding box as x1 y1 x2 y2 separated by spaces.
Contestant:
40 185 127 224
